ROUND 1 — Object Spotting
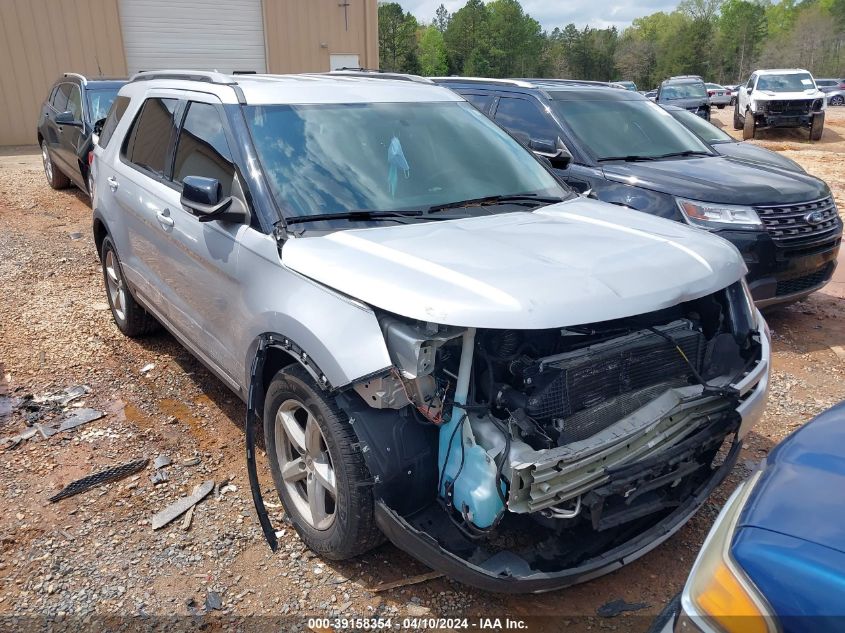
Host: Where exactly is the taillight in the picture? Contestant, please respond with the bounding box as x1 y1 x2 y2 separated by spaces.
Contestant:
726 90 732 96
88 150 94 166
840 82 845 90
708 90 715 96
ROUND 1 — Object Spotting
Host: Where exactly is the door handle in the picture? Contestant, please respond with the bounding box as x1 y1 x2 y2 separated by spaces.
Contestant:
156 208 175 229
107 176 119 191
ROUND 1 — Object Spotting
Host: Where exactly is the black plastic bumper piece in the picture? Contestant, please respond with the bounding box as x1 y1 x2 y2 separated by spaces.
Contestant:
374 441 741 594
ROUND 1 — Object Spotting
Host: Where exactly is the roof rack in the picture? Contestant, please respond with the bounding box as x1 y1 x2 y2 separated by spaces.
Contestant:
63 72 87 85
431 77 537 88
327 69 434 84
129 69 237 85
523 78 617 87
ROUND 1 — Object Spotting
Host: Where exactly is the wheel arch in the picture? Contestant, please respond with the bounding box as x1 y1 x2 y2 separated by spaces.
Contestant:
92 211 109 261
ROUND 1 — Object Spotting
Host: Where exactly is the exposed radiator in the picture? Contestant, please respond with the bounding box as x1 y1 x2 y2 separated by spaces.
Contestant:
525 320 705 443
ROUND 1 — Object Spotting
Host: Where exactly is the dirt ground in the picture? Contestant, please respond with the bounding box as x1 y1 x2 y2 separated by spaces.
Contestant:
1 108 843 631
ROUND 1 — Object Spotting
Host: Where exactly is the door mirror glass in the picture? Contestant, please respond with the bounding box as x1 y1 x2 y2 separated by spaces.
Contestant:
746 86 753 95
55 110 80 126
181 175 248 224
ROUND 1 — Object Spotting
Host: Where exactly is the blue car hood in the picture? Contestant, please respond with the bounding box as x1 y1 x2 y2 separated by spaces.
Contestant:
601 155 829 205
737 402 845 555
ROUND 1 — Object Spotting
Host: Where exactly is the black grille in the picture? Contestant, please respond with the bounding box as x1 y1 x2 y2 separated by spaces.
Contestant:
776 265 834 296
526 321 705 433
755 197 840 248
764 99 813 115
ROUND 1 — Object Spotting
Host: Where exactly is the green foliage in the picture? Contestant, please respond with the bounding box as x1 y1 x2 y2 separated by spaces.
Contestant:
379 0 844 86
419 25 449 76
378 2 419 72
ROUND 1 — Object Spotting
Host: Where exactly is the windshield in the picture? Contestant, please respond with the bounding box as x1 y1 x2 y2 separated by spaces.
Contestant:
756 73 815 92
86 89 119 122
669 108 733 144
660 82 707 100
551 99 713 161
245 102 565 221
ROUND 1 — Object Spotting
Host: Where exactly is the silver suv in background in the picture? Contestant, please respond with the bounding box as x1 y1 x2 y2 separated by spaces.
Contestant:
92 70 770 592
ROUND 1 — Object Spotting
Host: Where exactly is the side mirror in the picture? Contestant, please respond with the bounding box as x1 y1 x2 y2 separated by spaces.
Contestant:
746 86 753 95
530 137 572 169
181 175 249 224
93 117 106 136
55 111 81 126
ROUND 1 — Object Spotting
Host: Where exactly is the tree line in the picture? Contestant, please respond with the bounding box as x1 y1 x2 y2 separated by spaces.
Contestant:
378 0 845 88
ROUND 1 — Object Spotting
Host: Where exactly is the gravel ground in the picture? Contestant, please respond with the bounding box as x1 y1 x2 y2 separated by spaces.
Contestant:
1 109 844 631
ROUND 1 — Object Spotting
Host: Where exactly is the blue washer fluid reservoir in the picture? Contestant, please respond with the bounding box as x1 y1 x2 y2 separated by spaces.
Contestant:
437 328 505 529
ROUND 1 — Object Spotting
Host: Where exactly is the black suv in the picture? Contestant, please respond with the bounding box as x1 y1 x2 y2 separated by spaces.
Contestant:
37 73 124 196
657 75 711 120
435 78 842 307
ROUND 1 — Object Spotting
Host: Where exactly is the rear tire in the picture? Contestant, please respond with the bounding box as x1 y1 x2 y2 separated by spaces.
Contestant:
717 104 725 110
829 95 843 106
742 111 756 140
733 103 743 130
264 365 383 560
41 140 69 190
809 113 825 141
100 236 160 337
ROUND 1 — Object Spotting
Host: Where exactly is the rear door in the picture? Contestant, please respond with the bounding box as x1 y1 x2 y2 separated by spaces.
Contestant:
109 94 181 313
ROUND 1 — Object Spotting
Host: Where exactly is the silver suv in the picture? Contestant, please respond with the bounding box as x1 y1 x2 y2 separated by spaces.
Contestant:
92 70 770 592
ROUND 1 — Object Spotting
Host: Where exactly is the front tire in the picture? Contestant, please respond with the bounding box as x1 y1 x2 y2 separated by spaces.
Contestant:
100 236 160 337
810 113 825 141
829 95 843 106
264 365 383 560
733 103 743 130
743 111 756 140
41 140 69 190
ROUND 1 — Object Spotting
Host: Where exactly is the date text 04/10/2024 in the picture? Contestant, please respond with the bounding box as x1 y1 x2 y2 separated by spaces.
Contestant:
306 617 528 630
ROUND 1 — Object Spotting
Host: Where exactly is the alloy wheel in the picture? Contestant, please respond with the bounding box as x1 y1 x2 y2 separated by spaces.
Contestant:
275 399 337 530
104 249 127 323
41 142 52 183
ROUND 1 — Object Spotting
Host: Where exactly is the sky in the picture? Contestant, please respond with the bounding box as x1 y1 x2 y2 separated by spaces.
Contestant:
398 0 681 31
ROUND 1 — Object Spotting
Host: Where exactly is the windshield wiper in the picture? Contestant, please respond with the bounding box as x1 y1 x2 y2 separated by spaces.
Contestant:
427 193 565 213
598 150 711 163
285 209 424 226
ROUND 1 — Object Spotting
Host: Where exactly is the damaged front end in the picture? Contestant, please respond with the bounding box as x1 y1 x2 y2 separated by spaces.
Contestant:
344 280 769 592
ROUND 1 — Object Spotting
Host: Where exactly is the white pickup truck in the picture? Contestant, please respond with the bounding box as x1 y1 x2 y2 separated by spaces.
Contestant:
734 68 826 141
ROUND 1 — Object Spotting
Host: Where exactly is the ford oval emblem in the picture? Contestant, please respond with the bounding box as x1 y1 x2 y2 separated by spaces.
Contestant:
805 210 825 225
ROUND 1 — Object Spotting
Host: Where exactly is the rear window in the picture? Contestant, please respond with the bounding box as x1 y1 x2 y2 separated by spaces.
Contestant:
660 82 707 100
98 96 130 148
121 97 179 176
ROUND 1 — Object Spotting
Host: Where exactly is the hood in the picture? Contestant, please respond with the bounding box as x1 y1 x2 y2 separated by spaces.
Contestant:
660 97 707 109
602 155 828 205
281 198 744 329
713 142 805 174
754 89 824 101
738 402 845 555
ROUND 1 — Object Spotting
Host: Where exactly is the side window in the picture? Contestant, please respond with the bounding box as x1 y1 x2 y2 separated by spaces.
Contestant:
47 86 60 108
494 97 558 143
53 84 71 113
172 102 236 197
462 93 495 116
121 97 178 176
746 75 756 89
66 85 83 121
98 96 130 149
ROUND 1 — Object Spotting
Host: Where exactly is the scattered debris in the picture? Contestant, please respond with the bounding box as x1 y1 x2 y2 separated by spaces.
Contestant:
371 571 444 593
205 591 223 611
597 598 650 618
182 457 201 467
139 363 155 374
91 301 111 311
68 231 83 240
831 345 845 363
48 458 150 502
36 407 104 438
151 480 214 530
33 385 91 406
1 427 38 450
153 454 172 469
150 470 169 485
181 505 195 531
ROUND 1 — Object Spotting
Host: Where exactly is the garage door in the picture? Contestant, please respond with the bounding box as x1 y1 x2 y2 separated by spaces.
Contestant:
119 0 267 75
